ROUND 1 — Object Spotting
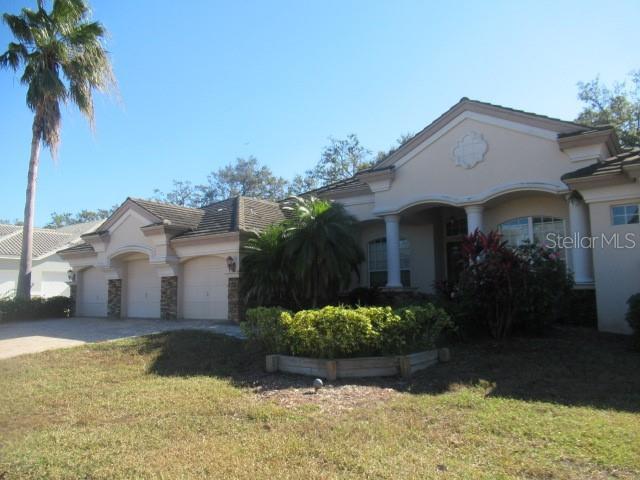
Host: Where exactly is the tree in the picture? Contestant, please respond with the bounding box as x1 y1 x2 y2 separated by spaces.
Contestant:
196 156 289 205
308 134 373 186
576 71 640 148
45 206 115 228
285 134 375 195
375 132 415 163
153 180 198 207
287 173 318 196
283 196 364 308
240 224 294 308
0 218 24 226
240 196 364 309
1 0 115 298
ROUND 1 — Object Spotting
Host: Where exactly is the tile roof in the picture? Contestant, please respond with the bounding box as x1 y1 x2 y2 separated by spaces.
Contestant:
0 224 22 238
0 228 73 259
130 198 205 229
174 197 288 239
307 175 370 197
561 149 640 182
60 196 288 252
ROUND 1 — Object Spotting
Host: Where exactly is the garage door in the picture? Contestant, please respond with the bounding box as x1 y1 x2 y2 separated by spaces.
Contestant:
183 256 228 320
126 259 161 318
77 267 107 317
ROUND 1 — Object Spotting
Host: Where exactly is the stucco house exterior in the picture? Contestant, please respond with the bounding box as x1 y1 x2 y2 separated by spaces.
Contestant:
59 197 285 322
60 98 640 334
0 221 100 298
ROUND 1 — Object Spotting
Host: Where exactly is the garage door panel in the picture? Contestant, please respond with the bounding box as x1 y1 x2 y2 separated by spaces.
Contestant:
182 257 228 320
78 267 107 317
126 259 160 318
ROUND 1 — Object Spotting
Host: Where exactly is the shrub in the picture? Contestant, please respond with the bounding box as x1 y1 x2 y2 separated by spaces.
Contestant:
241 307 289 353
243 304 454 358
0 296 73 323
627 293 640 350
450 230 572 339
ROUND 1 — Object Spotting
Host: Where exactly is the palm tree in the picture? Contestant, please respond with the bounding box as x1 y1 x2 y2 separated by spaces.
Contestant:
1 0 115 298
283 196 364 307
241 224 292 308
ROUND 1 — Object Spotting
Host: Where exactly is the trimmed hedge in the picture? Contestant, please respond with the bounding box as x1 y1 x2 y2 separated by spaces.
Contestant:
627 293 640 350
242 304 454 358
0 296 73 323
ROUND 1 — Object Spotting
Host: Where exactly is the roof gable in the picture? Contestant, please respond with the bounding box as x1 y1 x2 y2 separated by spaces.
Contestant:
376 98 592 170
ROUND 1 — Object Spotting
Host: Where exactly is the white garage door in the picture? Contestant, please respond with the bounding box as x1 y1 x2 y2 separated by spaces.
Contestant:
77 267 107 317
126 259 161 318
183 256 228 320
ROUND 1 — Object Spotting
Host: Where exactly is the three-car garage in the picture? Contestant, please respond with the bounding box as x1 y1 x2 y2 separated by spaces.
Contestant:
75 255 228 320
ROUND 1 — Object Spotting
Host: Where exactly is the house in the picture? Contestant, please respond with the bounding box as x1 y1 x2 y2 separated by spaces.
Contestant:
59 98 640 334
58 197 285 321
0 221 100 298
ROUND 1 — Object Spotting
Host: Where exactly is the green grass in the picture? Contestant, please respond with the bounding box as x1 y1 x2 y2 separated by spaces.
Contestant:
0 328 639 479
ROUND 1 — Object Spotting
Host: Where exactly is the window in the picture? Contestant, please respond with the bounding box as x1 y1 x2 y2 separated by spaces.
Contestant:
498 216 565 247
612 204 639 225
368 238 411 287
445 217 467 237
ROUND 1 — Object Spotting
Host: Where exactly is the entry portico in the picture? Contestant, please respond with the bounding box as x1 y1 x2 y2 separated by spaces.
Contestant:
316 98 637 333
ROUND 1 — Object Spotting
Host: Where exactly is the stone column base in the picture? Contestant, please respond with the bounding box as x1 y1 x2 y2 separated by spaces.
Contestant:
161 276 178 320
108 279 122 318
227 276 243 323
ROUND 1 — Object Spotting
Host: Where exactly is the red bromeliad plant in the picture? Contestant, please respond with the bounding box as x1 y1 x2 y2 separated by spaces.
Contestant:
454 229 572 339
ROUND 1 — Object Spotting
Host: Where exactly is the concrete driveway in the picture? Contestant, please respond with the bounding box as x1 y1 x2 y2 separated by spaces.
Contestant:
0 317 244 360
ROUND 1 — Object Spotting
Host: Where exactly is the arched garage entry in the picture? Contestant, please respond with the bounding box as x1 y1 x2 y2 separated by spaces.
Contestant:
77 266 107 317
181 256 228 320
125 254 161 319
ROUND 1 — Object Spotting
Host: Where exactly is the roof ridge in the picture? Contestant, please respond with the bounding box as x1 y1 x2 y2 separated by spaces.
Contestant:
236 196 245 231
460 97 592 129
240 196 281 206
129 197 203 212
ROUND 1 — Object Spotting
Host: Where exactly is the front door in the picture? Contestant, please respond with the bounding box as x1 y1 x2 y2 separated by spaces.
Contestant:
446 241 463 285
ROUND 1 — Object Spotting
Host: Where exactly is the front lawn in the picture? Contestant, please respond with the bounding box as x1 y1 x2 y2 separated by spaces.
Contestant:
0 328 638 479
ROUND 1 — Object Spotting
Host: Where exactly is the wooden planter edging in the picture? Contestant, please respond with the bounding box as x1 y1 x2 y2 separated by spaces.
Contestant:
265 348 450 380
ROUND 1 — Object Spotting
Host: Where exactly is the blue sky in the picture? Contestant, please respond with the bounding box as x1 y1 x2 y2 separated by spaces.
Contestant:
1 0 638 226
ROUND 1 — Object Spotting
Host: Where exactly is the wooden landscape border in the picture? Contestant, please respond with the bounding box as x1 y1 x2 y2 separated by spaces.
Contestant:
265 348 451 380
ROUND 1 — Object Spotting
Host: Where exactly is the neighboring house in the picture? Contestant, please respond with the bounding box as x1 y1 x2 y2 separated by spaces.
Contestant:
0 221 100 298
59 98 640 333
58 197 285 321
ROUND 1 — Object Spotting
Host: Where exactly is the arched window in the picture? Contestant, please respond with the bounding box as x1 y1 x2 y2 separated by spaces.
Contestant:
498 216 565 247
368 238 411 287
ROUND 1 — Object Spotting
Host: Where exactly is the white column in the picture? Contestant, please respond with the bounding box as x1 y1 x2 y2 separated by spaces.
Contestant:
568 195 594 284
384 215 403 288
465 205 484 234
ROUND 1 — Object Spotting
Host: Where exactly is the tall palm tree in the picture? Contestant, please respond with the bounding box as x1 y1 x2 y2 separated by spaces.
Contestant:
1 0 115 298
284 196 364 308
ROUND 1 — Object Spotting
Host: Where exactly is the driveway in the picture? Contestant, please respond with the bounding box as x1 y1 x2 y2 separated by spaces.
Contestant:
0 317 244 360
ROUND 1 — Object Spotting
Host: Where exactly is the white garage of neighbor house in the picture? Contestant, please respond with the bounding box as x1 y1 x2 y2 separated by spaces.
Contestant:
60 98 639 333
58 197 285 321
0 222 99 299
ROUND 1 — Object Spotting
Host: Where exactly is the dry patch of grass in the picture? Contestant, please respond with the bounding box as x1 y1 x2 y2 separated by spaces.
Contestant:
0 328 638 479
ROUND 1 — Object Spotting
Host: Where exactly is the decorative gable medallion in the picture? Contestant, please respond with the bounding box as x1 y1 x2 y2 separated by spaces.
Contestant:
452 132 488 169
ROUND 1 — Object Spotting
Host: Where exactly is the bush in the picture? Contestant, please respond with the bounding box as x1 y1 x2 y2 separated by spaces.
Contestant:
0 296 73 323
241 307 289 353
242 304 454 358
449 231 573 339
627 293 640 350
